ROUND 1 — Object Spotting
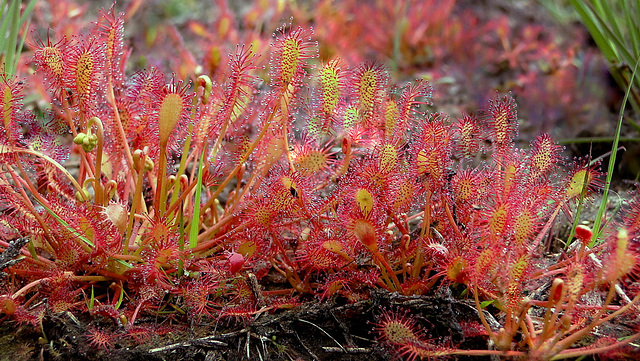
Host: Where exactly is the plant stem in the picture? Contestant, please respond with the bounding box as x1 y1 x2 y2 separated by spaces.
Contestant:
87 117 105 205
154 142 169 218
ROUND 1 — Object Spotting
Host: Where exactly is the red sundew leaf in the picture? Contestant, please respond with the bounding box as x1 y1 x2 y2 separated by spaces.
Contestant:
371 308 426 352
574 225 593 245
451 168 482 204
486 92 518 149
43 197 122 267
90 304 120 320
65 38 106 118
290 133 337 178
619 189 640 234
311 57 348 136
0 295 17 316
409 116 454 189
600 229 640 283
512 204 543 248
181 272 221 319
240 166 313 233
123 67 165 156
199 45 257 144
394 79 433 138
491 147 527 200
225 45 258 104
152 75 194 153
0 75 25 146
31 34 72 97
269 24 317 91
92 5 128 87
389 174 425 214
302 241 348 274
409 115 455 185
126 67 165 104
350 61 389 125
503 253 530 310
219 303 257 324
317 274 352 300
452 114 484 159
84 326 115 350
417 113 452 148
23 112 71 164
480 200 514 244
527 133 564 180
563 157 604 203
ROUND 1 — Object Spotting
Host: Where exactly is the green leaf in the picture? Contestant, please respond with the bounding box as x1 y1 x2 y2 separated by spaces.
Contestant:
88 286 95 311
115 259 133 269
480 299 495 308
115 283 125 309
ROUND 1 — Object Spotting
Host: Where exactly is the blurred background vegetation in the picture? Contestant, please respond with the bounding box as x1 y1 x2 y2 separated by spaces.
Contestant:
4 0 640 181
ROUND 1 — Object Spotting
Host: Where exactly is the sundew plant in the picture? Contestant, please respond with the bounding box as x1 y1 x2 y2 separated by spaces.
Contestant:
0 4 639 360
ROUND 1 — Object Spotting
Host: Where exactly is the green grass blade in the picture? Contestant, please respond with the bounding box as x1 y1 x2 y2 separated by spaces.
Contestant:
18 0 38 25
39 201 95 248
189 150 206 249
622 1 640 59
0 1 14 51
593 2 634 62
0 1 6 20
115 259 133 268
0 0 38 76
2 0 20 75
14 18 30 73
586 2 634 63
595 0 625 46
569 0 617 61
14 0 38 73
590 55 640 246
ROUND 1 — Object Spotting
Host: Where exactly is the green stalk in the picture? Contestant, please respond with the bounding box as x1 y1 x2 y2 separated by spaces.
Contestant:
198 101 280 221
189 150 205 249
124 152 147 252
590 56 639 246
154 142 169 218
87 117 105 205
558 136 640 144
169 75 212 209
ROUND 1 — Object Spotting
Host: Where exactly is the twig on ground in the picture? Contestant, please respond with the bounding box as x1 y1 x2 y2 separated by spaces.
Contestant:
148 335 231 353
297 318 347 353
321 346 372 353
293 329 320 361
0 237 29 275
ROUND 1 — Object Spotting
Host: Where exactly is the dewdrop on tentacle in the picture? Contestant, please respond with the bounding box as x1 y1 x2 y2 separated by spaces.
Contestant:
528 133 563 179
355 188 374 218
378 144 397 174
487 92 518 148
269 22 317 89
352 62 388 123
